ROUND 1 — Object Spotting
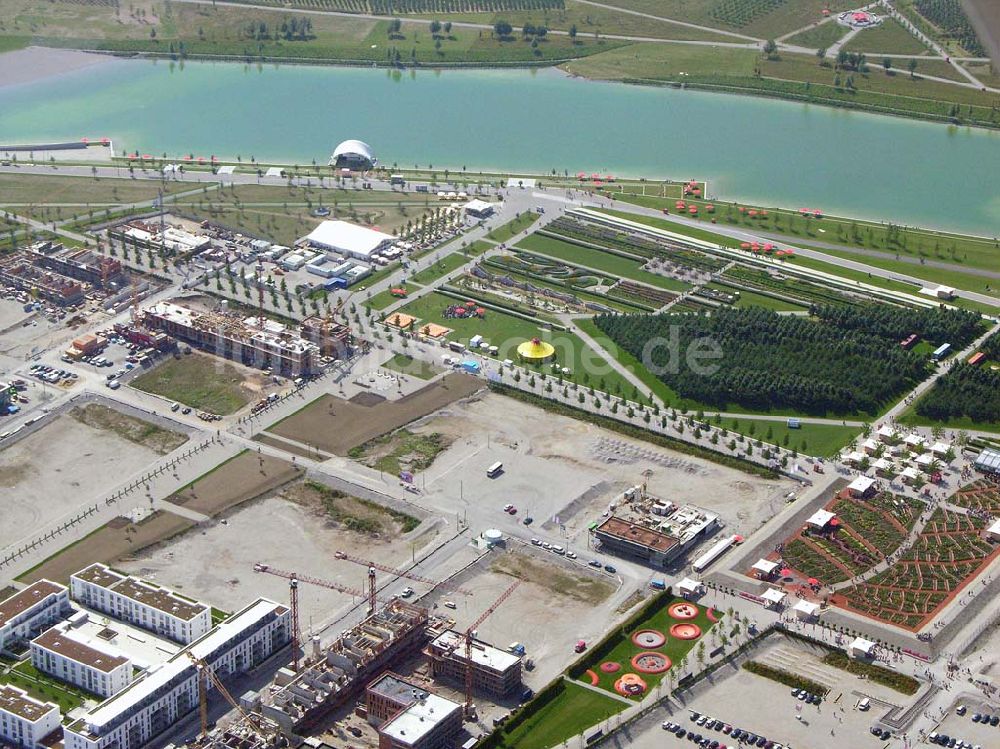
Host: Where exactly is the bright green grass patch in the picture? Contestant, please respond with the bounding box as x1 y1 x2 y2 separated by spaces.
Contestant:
784 21 850 51
4 661 92 714
517 233 690 292
488 212 541 243
409 252 475 285
715 416 863 457
381 353 442 380
704 284 807 312
499 681 626 749
365 282 423 311
843 17 929 55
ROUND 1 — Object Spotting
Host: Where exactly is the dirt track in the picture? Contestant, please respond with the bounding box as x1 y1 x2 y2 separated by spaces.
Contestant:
266 373 482 455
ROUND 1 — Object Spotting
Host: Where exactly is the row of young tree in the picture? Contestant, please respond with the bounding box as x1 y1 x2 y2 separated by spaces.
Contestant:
916 363 1000 424
594 307 941 415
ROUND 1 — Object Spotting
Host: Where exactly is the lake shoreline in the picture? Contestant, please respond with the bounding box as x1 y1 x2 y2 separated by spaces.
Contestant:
0 47 116 89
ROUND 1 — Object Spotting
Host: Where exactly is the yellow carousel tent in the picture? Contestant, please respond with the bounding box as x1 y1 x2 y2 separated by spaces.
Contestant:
517 337 555 363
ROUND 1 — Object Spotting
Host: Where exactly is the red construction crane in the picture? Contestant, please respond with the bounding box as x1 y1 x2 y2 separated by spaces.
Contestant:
464 581 520 716
333 551 474 599
252 562 377 671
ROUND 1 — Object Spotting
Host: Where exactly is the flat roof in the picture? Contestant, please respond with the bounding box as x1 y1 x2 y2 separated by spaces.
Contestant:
0 581 66 628
430 630 520 674
73 564 124 589
0 685 58 723
761 588 786 604
381 690 461 746
806 509 836 528
848 476 876 493
33 627 130 673
851 636 876 653
677 577 702 592
793 600 820 615
595 516 679 553
753 559 779 574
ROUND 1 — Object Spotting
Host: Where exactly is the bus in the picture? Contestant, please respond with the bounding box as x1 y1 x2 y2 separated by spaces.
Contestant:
486 462 504 478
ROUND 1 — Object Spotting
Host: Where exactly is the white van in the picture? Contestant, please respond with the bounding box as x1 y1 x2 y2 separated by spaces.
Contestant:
551 545 565 555
858 697 871 711
170 402 180 412
443 601 457 610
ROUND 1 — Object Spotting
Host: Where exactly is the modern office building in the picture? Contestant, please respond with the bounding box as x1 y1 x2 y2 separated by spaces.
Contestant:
70 564 212 645
365 674 462 749
0 581 71 653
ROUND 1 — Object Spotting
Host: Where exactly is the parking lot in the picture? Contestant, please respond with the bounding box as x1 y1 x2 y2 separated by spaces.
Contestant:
923 700 1000 748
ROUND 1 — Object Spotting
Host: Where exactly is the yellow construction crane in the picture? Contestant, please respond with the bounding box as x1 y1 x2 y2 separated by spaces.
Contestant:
185 652 270 739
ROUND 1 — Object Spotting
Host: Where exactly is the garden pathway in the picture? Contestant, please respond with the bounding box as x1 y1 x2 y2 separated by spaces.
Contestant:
566 674 636 705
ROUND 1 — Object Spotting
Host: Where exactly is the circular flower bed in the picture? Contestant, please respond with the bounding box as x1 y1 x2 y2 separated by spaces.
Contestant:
599 661 621 673
631 651 671 674
669 622 702 640
631 629 666 648
668 602 699 620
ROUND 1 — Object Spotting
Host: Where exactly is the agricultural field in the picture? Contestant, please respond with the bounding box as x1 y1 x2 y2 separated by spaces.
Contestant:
835 506 998 629
130 352 261 415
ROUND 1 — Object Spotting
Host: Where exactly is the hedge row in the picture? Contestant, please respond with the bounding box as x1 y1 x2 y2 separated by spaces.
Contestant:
821 651 920 695
742 660 830 696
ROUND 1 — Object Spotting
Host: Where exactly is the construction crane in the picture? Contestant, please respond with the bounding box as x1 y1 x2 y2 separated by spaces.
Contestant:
463 581 520 716
252 563 381 671
333 551 474 599
255 260 266 331
185 652 269 739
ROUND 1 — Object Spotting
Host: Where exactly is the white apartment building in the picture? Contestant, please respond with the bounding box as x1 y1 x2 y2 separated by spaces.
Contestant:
31 623 133 699
0 685 61 749
70 565 212 644
0 581 71 653
63 598 291 749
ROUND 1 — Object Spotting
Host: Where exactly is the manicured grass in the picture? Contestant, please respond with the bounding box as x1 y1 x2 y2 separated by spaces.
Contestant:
518 233 690 292
3 661 92 714
130 353 254 415
487 212 541 243
0 172 194 205
381 353 442 380
783 21 849 51
499 681 626 749
409 252 475 285
393 292 638 395
562 41 758 82
364 282 422 311
843 17 930 55
715 416 863 457
704 284 807 312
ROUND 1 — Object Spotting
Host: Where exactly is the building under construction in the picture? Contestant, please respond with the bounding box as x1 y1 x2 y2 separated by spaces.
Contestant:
423 631 522 700
28 241 125 289
142 301 318 377
0 255 85 306
299 315 353 359
258 601 428 734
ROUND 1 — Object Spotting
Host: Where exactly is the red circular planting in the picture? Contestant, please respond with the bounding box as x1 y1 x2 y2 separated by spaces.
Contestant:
668 602 700 620
670 622 702 640
599 661 621 673
631 651 672 674
585 669 599 686
631 629 667 648
706 607 720 623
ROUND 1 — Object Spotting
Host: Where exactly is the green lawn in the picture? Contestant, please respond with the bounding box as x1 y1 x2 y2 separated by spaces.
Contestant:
843 17 930 55
0 172 196 205
130 353 254 414
3 661 92 714
715 416 863 457
393 292 639 396
897 402 1000 435
517 233 690 292
704 284 807 312
364 282 422 311
381 353 442 380
783 21 849 51
409 252 475 285
499 681 626 749
487 212 541 243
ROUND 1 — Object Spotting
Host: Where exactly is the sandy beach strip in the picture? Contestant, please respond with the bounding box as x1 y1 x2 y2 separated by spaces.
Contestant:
0 46 116 89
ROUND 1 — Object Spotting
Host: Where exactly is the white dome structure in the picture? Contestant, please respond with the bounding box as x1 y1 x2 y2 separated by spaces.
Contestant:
330 139 376 170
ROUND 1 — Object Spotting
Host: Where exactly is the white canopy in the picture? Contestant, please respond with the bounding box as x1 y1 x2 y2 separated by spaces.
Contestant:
848 476 876 495
761 588 786 607
752 559 779 575
850 636 876 656
793 599 820 617
806 509 836 528
677 577 702 594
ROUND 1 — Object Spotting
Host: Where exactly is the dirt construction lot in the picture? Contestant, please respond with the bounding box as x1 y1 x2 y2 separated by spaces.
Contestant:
0 412 169 549
20 511 195 584
119 490 440 631
266 373 482 455
168 450 304 517
414 393 791 548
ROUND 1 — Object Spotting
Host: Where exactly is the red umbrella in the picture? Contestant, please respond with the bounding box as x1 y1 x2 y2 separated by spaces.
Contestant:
591 173 600 180
676 201 686 209
705 204 715 212
466 300 475 307
785 249 796 256
593 181 604 187
100 137 110 145
183 155 192 161
764 243 775 251
475 307 486 315
813 209 823 217
740 242 751 249
605 175 615 182
455 307 466 315
80 137 89 144
577 172 586 179
738 206 746 213
780 568 792 577
688 206 698 214
807 577 819 586
197 156 206 163
748 209 758 217
141 154 152 160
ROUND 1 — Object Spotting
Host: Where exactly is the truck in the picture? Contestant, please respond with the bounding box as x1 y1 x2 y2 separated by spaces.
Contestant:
649 579 666 590
390 174 405 185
